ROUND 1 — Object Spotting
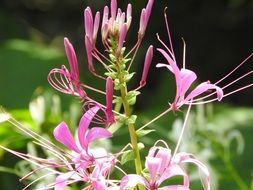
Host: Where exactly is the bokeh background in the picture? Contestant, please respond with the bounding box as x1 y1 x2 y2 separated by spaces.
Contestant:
0 0 253 189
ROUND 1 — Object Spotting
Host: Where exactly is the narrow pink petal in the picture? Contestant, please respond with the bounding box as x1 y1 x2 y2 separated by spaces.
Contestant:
93 11 100 45
106 77 115 125
146 157 161 184
152 147 171 174
176 153 210 190
117 23 128 55
84 7 94 40
64 38 79 81
55 174 69 190
145 0 154 25
55 172 80 190
159 164 189 187
157 48 179 78
85 127 112 147
156 63 173 73
78 106 100 149
85 35 94 72
138 9 146 36
185 82 224 102
126 3 132 28
102 6 109 27
111 0 117 19
140 45 153 87
120 175 147 189
53 122 79 152
178 68 197 97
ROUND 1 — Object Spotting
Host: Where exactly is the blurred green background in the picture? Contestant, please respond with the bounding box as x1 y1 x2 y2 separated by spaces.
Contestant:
0 0 253 189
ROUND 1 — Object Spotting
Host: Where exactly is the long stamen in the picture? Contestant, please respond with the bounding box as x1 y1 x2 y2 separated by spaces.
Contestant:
127 41 141 71
182 37 186 69
192 70 253 103
156 33 175 60
215 52 253 85
137 107 172 132
164 7 175 56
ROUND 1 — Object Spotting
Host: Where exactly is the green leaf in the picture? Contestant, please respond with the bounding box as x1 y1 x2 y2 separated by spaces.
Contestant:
137 129 155 137
121 150 134 165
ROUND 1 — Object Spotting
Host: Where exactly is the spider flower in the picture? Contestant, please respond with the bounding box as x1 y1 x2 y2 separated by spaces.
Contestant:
156 51 223 111
48 38 85 99
54 105 112 166
120 143 210 190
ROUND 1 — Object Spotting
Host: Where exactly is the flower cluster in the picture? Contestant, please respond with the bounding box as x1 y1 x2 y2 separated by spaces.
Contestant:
1 0 253 190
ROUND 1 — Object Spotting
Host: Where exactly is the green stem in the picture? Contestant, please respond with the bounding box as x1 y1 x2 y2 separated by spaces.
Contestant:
120 85 143 176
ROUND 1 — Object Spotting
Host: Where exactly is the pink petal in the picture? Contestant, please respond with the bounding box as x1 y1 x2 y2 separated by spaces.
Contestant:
78 106 100 149
126 4 132 27
86 127 112 147
85 35 94 72
53 122 79 152
110 0 117 19
55 172 80 190
106 77 115 125
178 68 197 98
157 48 180 82
159 164 189 187
55 174 69 190
138 9 146 36
64 38 79 81
102 6 109 28
156 63 173 73
93 11 100 45
120 175 147 189
117 23 128 56
140 45 153 87
185 82 224 102
145 0 154 25
84 7 94 40
176 153 210 190
146 157 161 184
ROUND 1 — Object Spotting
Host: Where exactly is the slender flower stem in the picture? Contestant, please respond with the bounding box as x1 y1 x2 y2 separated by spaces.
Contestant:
172 103 192 159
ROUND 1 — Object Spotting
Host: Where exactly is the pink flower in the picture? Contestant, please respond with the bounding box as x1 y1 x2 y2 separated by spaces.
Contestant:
48 37 85 99
54 105 112 159
53 105 114 189
156 48 223 110
120 144 210 190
